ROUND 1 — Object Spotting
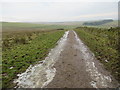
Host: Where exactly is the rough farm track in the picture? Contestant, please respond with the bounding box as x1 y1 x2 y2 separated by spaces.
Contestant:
15 30 119 88
46 31 119 88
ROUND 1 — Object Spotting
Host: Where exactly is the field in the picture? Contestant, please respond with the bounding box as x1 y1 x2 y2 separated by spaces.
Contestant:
1 21 119 88
75 27 120 82
2 22 65 88
2 22 79 32
98 21 118 28
83 19 113 26
82 20 118 28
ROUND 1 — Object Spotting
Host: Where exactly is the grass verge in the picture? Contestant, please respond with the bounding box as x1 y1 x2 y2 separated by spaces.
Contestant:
2 30 65 88
75 27 120 82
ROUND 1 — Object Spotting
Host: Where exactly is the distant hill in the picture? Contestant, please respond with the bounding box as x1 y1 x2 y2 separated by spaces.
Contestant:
2 19 118 32
83 19 114 26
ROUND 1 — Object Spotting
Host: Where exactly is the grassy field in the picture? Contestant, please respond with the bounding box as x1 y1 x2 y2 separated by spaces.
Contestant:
82 20 118 29
2 20 118 32
2 22 65 88
1 21 119 88
98 21 118 28
2 22 79 32
75 27 120 82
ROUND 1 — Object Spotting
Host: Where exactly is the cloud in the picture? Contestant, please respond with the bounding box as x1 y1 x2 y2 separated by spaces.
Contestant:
2 0 119 2
1 2 118 22
53 12 117 21
70 12 117 19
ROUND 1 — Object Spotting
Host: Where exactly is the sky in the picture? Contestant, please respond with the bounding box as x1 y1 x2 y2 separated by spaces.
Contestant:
1 0 119 22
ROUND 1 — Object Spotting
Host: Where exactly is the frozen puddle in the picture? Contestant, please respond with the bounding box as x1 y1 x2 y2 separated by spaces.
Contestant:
14 31 69 88
73 31 112 88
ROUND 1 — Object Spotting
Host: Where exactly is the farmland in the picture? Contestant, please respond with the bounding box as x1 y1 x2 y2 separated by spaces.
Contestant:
75 27 120 82
1 21 120 88
82 20 118 28
2 22 65 88
83 19 113 26
2 22 78 32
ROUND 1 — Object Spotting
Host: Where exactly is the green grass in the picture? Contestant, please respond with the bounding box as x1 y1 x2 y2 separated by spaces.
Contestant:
2 22 65 88
75 27 120 82
2 30 65 88
99 21 118 28
2 21 119 88
82 20 118 29
2 30 57 50
2 22 78 31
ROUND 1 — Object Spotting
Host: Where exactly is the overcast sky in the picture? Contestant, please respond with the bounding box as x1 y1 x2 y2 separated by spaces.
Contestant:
1 0 119 22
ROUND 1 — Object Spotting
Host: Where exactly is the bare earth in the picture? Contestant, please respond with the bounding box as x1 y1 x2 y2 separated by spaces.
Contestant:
46 30 119 88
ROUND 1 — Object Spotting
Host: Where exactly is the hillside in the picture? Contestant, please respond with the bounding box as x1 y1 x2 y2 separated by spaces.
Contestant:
83 19 114 26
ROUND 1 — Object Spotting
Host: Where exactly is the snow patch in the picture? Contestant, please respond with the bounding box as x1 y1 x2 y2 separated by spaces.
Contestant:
14 31 69 88
73 30 112 88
